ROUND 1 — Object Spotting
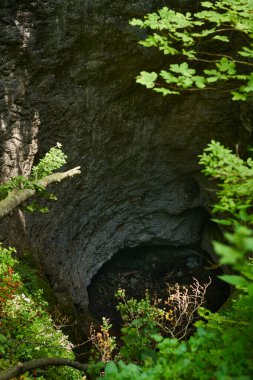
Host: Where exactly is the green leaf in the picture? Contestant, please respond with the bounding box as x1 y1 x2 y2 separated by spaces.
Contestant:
240 73 253 93
201 1 215 8
211 218 233 226
194 76 206 88
129 18 144 27
231 91 247 101
247 284 253 297
216 57 236 75
204 69 219 76
160 70 177 84
213 35 230 42
182 49 196 58
105 361 118 376
136 71 158 88
243 237 253 251
238 46 253 58
154 88 179 95
213 241 241 265
139 36 157 48
170 62 196 76
0 334 8 344
206 76 219 83
151 334 163 342
219 275 248 287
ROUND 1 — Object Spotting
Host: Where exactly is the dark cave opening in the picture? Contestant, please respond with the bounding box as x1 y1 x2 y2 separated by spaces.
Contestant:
88 245 230 330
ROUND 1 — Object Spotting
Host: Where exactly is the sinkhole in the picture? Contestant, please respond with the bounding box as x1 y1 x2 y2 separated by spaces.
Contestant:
88 245 230 328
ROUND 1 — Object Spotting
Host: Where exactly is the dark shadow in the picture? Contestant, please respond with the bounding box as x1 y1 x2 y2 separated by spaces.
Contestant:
88 245 230 328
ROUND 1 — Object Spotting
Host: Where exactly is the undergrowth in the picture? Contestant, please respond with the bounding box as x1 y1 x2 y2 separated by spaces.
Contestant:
0 245 83 380
87 141 253 380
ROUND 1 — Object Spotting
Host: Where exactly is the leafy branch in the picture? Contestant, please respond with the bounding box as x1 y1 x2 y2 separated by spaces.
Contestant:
0 144 81 219
130 0 253 100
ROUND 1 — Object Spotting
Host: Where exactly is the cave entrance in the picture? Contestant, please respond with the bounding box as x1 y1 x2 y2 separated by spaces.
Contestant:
88 245 230 328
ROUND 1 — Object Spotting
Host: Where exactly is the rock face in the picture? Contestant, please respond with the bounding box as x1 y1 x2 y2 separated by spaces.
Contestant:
0 0 250 316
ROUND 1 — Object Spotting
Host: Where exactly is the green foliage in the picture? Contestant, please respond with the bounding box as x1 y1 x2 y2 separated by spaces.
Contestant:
102 304 253 380
31 143 67 180
199 140 253 221
88 290 162 368
199 141 253 300
0 175 38 201
88 141 253 379
0 246 82 380
0 245 20 304
130 0 253 100
115 289 161 363
89 280 211 376
102 295 253 380
0 143 67 213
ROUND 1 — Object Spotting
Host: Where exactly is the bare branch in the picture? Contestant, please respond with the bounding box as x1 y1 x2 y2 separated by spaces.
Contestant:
0 357 87 380
159 277 211 340
0 167 81 220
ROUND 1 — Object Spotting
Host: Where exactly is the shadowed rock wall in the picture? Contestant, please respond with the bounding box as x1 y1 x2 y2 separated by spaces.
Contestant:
0 0 250 313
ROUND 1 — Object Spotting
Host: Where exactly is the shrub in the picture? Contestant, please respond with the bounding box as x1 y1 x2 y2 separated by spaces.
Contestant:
89 278 211 368
0 246 82 380
89 141 253 379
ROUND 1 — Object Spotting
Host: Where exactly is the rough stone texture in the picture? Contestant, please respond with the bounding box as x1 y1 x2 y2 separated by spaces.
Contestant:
0 0 251 315
0 1 39 180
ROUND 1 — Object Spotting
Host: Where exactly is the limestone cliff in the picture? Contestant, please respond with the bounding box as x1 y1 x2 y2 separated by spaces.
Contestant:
0 0 250 315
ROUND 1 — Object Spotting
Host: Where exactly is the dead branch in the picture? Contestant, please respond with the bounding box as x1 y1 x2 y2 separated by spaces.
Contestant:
0 357 87 380
159 277 211 340
0 167 81 220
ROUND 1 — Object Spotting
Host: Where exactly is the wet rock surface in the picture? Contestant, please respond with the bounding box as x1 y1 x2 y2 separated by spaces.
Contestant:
0 0 251 315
